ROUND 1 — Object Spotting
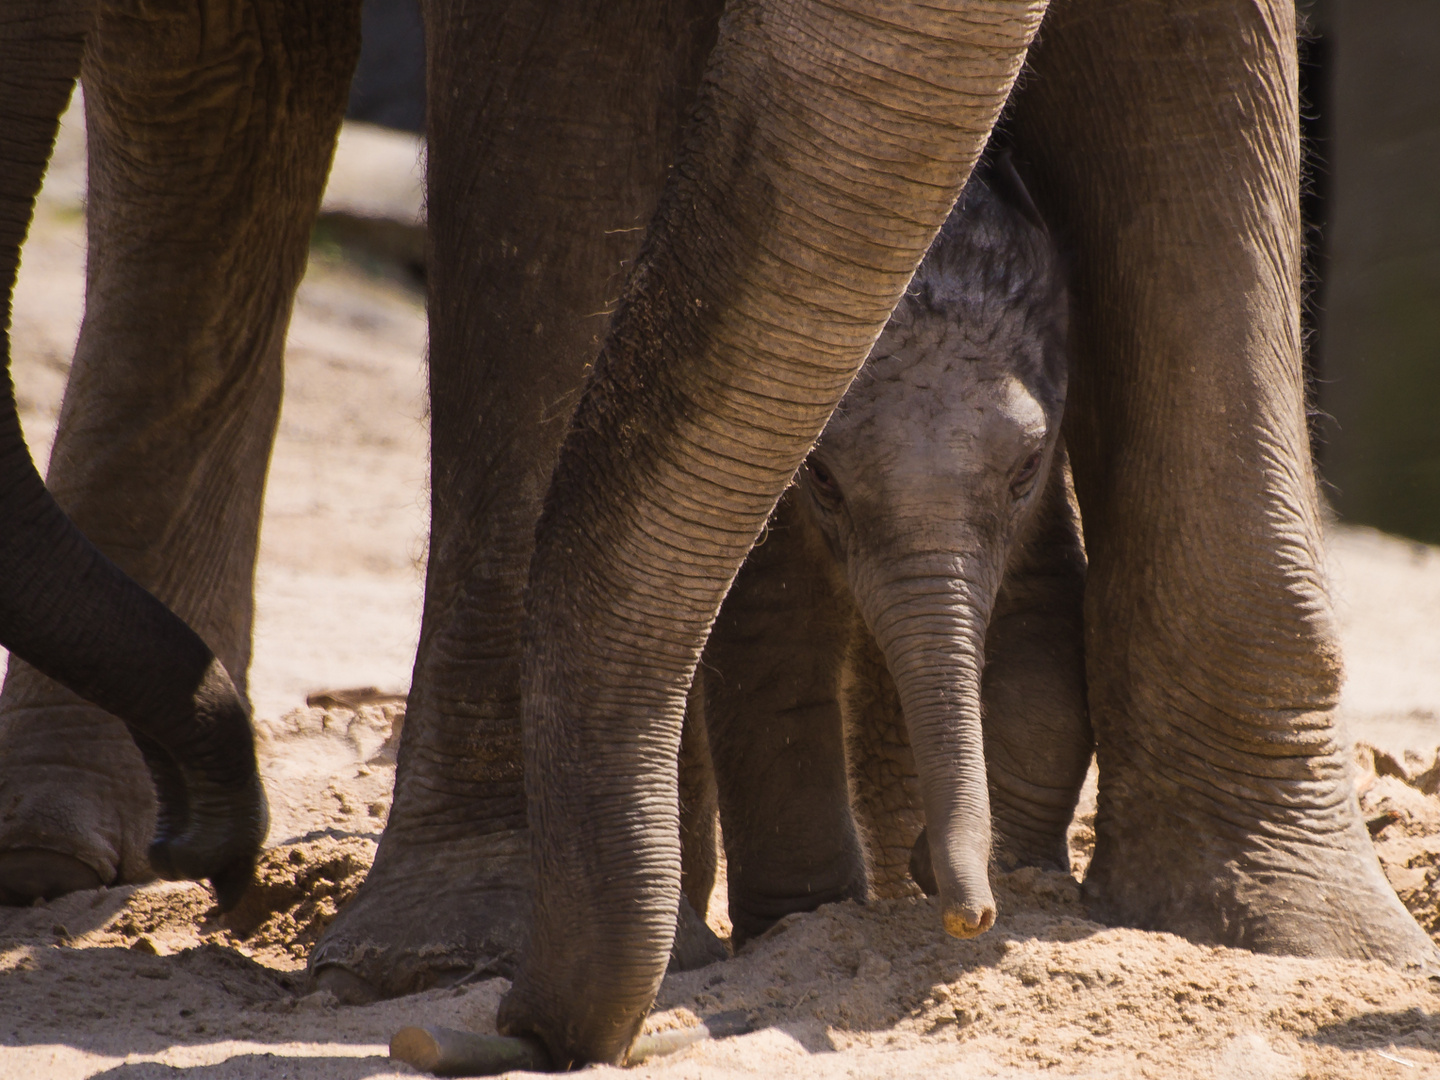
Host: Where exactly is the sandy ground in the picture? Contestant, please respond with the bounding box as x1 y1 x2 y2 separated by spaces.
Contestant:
4 103 1440 1079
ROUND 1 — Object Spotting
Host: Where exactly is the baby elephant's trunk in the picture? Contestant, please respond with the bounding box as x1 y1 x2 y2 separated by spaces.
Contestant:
857 552 998 937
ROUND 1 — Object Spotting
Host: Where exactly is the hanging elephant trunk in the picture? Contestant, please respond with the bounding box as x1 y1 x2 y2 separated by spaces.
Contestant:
855 547 1001 935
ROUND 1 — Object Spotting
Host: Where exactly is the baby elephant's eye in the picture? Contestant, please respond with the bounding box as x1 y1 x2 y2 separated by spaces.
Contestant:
1011 449 1044 498
806 458 843 506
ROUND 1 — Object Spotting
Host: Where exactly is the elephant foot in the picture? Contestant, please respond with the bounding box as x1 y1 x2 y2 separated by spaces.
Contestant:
312 963 383 1004
310 825 729 1002
1086 763 1440 968
0 849 104 904
0 700 158 902
309 827 533 1001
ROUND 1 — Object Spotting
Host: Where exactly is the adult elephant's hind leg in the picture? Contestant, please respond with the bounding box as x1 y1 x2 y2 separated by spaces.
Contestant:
0 0 360 901
1011 0 1435 963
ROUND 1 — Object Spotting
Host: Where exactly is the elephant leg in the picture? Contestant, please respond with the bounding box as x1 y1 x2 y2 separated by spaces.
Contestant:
308 0 726 1000
0 0 359 900
1010 0 1435 962
666 677 728 971
842 627 924 899
982 443 1091 872
502 0 1051 1061
678 677 719 921
703 493 865 947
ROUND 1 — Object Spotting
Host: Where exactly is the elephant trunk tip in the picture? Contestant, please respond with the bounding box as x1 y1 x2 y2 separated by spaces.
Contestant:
909 827 997 939
942 896 996 939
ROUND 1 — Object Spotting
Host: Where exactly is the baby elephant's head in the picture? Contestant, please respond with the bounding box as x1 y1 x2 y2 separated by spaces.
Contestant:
798 159 1069 939
800 159 1068 577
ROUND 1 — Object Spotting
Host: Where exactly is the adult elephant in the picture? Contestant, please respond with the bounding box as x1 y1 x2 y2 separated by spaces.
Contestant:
1 0 1432 1068
498 0 1440 1065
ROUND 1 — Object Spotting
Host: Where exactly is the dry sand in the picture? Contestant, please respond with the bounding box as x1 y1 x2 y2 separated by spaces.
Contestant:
4 105 1440 1078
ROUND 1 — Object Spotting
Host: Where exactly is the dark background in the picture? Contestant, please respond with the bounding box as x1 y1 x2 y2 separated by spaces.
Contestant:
1304 0 1440 544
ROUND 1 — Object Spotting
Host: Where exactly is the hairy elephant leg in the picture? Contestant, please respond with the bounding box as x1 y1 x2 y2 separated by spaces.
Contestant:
982 443 1090 871
1010 0 1434 962
308 0 726 1001
702 492 865 947
842 627 923 899
0 0 360 900
502 0 1050 1063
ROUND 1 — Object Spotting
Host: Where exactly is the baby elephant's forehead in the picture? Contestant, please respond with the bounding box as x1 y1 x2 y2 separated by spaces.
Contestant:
832 309 1050 430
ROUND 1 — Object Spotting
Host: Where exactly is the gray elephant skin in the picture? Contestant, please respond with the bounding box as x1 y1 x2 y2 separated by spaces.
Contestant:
2 0 1435 1069
688 166 1090 949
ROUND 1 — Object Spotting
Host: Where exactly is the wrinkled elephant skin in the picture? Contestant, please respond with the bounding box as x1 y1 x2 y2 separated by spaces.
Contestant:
1 0 725 995
3 0 1436 1070
0 0 344 909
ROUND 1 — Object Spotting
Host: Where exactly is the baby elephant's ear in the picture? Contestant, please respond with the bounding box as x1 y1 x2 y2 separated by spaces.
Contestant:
983 149 1048 234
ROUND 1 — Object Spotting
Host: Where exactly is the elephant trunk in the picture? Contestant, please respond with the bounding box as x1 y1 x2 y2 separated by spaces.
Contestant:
856 551 999 937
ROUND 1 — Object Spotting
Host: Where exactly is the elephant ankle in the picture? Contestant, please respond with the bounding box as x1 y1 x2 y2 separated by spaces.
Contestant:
728 875 866 947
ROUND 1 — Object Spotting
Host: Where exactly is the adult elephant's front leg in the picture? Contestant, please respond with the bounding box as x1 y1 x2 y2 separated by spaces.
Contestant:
308 0 727 1000
501 0 1050 1065
1010 0 1435 962
0 0 359 901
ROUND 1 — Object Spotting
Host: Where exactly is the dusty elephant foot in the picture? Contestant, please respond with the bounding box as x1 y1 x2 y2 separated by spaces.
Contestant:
0 850 103 904
988 782 1086 875
311 829 727 1003
0 700 157 902
309 828 533 1001
1086 774 1440 968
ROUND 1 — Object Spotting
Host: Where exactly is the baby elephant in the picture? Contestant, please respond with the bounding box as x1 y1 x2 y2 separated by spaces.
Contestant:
680 159 1093 947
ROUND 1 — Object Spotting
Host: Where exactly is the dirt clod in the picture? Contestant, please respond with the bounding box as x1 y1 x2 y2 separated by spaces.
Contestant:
220 835 377 964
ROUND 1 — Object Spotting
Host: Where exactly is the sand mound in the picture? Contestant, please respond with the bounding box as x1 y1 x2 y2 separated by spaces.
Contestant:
9 687 1440 1079
631 880 1439 1080
221 835 379 967
0 835 375 976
